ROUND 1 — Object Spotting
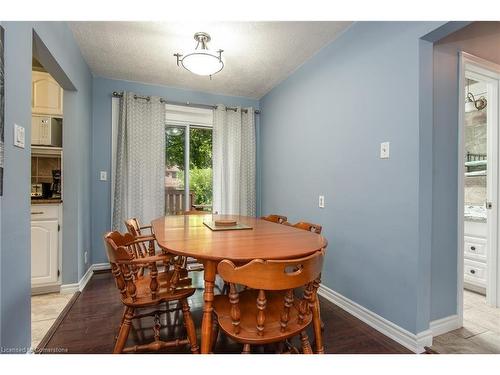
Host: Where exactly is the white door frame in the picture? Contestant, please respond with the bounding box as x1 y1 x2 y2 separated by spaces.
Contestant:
458 52 500 325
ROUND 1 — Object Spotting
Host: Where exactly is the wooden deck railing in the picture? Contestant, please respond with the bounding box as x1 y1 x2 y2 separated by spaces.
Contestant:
165 189 194 215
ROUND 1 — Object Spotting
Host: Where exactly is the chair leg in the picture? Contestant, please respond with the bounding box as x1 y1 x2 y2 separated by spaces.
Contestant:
114 307 134 354
317 298 325 331
242 344 251 354
300 331 313 354
312 297 325 354
181 299 199 354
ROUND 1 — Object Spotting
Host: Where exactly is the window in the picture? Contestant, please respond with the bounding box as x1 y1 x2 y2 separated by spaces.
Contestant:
165 105 213 215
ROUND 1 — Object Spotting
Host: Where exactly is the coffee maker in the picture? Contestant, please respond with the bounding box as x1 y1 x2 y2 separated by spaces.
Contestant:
51 169 62 199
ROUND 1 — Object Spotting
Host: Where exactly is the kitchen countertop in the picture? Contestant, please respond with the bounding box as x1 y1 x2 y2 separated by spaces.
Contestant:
464 205 487 223
31 199 62 205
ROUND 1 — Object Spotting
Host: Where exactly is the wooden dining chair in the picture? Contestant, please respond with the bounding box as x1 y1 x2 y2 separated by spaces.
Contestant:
212 249 325 354
261 214 288 224
124 217 155 237
291 220 324 336
292 221 322 234
103 231 199 354
124 218 155 257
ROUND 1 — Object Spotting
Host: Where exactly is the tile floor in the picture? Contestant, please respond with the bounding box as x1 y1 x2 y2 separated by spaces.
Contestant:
31 292 74 349
432 290 500 353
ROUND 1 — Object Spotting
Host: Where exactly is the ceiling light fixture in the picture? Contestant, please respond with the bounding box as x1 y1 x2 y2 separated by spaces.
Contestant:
174 32 224 78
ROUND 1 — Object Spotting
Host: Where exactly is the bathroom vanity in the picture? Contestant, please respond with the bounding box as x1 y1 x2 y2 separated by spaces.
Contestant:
464 205 487 294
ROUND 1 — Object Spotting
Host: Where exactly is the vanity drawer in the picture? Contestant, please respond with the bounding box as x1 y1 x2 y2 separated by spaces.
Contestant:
464 236 487 259
30 205 59 220
464 259 486 287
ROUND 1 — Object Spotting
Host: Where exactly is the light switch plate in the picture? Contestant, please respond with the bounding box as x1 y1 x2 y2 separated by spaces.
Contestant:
14 124 25 148
100 171 107 181
319 195 325 208
380 142 390 159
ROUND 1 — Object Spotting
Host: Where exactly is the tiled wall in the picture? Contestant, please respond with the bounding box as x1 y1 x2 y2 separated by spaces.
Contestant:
31 156 61 183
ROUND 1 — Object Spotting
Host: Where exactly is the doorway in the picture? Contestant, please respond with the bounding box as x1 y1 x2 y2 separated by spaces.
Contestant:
460 53 500 307
448 52 500 353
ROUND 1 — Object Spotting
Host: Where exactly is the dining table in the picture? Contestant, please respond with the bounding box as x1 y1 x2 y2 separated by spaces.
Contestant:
151 214 328 354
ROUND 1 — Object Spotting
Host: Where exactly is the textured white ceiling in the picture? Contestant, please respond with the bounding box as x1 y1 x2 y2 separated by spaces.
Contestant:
69 21 351 99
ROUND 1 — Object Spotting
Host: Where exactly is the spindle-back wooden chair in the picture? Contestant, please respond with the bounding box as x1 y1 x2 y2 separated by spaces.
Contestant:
290 221 324 334
292 221 322 234
123 218 157 275
124 217 192 278
260 214 288 224
212 249 325 354
103 231 199 354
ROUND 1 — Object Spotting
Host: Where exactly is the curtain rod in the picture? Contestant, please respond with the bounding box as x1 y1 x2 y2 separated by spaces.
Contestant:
112 91 260 115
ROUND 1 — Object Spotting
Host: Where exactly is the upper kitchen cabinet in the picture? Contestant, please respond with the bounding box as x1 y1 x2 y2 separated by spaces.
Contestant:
32 71 63 117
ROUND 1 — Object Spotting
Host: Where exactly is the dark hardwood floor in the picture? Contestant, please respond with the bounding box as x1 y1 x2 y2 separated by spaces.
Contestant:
41 271 410 354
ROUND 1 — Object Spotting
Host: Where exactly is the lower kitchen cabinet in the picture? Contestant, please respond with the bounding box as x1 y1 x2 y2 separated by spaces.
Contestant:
31 204 61 287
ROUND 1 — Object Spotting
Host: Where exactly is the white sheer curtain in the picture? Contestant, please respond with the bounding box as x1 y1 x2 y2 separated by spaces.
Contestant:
112 92 166 231
212 105 256 216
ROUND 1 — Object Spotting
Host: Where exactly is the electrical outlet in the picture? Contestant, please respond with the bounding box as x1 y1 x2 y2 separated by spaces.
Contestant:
14 124 25 148
319 195 325 208
100 171 107 181
84 251 88 264
380 142 390 159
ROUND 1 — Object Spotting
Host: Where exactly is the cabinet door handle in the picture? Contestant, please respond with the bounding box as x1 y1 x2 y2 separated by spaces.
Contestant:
470 246 476 251
470 269 476 275
31 212 44 215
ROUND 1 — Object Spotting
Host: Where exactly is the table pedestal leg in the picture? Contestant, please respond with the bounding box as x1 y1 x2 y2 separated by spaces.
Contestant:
201 260 217 354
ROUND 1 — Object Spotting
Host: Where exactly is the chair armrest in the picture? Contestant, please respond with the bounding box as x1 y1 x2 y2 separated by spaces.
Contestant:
139 225 154 235
125 236 155 246
117 253 173 265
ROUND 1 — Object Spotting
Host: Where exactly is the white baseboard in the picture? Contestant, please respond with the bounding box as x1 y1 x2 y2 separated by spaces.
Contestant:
60 263 111 294
318 284 432 353
429 314 460 337
78 264 95 292
60 283 79 294
92 262 112 272
32 284 61 295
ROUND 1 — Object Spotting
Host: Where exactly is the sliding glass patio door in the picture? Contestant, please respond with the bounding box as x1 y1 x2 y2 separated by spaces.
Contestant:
165 124 213 215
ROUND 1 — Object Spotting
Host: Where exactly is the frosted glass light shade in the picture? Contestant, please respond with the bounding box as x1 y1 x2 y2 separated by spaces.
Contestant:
465 101 476 113
181 51 224 76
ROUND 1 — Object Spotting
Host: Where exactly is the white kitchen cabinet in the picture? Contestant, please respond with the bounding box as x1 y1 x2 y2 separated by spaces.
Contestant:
32 71 63 116
31 205 60 287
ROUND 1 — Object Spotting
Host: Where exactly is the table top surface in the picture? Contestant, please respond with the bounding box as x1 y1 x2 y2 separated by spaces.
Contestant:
151 214 327 262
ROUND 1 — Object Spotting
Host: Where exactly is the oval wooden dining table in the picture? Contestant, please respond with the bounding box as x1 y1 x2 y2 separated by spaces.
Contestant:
151 214 328 354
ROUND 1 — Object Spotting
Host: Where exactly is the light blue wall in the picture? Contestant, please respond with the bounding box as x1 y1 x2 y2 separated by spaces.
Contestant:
259 22 447 334
431 22 500 321
0 21 92 350
91 77 259 265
